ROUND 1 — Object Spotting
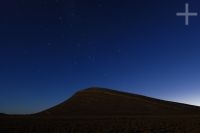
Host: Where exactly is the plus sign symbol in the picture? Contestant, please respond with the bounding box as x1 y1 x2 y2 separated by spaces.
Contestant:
176 3 198 25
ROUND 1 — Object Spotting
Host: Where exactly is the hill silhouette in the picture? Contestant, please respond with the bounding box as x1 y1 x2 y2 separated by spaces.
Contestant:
38 87 200 116
2 87 200 133
0 113 6 116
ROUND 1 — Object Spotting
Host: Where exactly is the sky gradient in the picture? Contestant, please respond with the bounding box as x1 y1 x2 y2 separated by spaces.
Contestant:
1 0 200 114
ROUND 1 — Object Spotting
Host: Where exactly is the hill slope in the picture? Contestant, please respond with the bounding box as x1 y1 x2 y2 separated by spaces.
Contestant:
38 87 200 116
0 113 6 116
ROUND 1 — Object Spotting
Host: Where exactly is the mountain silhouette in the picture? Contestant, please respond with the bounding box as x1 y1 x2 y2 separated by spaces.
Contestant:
0 113 6 116
38 87 200 116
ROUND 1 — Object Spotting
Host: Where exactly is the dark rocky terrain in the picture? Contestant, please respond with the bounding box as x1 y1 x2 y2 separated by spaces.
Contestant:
1 87 200 133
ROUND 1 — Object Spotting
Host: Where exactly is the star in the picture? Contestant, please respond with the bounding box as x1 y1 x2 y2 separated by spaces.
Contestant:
73 60 78 65
103 73 109 77
88 55 96 62
55 0 60 3
58 16 64 24
97 0 103 7
73 56 79 65
76 43 81 48
71 12 76 17
98 3 103 8
116 49 121 54
47 43 52 46
58 16 63 21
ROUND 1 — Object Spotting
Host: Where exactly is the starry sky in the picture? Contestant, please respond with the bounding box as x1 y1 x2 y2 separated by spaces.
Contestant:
1 0 200 114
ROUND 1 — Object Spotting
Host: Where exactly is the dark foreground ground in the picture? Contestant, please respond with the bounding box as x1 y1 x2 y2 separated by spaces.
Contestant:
1 115 200 133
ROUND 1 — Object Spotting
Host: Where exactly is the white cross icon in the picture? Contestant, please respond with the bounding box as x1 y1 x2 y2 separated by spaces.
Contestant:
176 3 198 25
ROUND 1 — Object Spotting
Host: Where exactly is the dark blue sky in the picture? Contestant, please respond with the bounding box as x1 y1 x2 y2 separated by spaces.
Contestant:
1 0 200 114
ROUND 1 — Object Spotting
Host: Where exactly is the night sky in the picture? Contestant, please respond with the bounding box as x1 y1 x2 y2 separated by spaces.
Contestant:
1 0 200 114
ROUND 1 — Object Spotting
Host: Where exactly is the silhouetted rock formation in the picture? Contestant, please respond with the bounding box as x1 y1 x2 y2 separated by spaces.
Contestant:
38 87 200 116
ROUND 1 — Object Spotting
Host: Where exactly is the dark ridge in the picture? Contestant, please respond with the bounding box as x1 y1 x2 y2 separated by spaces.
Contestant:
37 87 200 116
0 113 7 116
